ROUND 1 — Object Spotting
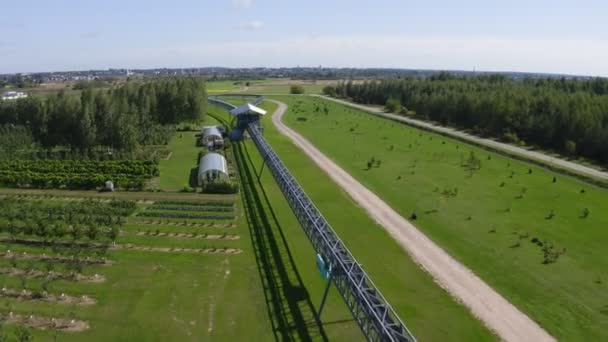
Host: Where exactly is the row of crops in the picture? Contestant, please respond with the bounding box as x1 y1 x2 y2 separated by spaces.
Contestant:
0 198 136 242
147 205 235 213
137 200 238 220
0 160 159 190
154 200 235 207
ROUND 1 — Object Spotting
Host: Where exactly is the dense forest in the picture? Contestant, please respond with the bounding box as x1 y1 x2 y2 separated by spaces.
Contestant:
326 75 608 164
0 77 207 156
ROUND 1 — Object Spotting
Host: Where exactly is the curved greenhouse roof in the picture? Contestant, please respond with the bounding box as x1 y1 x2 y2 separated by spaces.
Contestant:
199 152 228 176
202 126 222 140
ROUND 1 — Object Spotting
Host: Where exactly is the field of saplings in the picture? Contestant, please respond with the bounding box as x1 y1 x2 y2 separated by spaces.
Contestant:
0 193 249 341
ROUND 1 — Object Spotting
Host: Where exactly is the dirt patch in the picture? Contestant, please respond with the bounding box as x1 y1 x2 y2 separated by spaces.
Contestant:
132 220 236 229
0 287 95 305
0 267 105 283
2 312 89 332
133 231 240 240
0 251 112 265
113 244 242 255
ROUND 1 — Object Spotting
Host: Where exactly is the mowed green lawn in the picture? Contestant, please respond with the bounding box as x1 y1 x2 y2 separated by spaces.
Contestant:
275 96 608 341
207 79 331 95
158 131 199 191
215 100 496 341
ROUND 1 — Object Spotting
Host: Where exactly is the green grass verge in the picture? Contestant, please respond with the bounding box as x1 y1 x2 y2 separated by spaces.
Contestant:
275 95 608 341
221 99 496 341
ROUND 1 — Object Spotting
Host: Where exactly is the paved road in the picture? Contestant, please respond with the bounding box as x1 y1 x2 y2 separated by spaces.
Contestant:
311 95 608 181
269 99 555 342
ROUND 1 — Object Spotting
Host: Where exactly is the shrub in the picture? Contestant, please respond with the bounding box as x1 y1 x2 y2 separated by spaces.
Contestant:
564 140 577 155
322 85 337 97
180 185 195 193
202 180 238 194
290 85 305 94
501 130 520 144
542 242 566 264
582 207 590 218
385 97 402 113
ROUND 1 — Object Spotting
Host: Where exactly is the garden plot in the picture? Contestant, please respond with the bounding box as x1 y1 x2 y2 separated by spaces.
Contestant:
0 194 248 340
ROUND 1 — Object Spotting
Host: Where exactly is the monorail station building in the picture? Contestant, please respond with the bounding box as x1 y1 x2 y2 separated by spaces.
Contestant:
229 103 267 140
198 152 229 186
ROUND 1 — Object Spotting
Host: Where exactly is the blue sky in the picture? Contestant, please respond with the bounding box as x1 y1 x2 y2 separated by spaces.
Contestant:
1 0 607 76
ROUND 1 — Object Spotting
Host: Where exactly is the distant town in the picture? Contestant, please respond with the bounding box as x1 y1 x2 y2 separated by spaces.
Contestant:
0 67 597 89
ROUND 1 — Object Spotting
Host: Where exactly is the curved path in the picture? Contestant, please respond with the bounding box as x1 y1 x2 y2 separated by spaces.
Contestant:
312 95 608 182
269 100 555 342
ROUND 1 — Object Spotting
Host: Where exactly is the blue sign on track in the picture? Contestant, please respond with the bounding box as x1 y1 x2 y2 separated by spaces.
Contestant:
316 254 331 280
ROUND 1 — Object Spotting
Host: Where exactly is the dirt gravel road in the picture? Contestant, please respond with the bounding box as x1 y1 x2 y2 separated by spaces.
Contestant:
269 100 555 342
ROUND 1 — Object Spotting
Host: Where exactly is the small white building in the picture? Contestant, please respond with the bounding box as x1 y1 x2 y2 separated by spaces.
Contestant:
198 153 229 186
1 91 28 101
201 126 224 150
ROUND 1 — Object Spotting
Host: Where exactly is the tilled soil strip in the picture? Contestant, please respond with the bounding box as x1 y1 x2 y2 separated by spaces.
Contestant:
0 251 112 265
113 244 242 254
131 220 236 228
0 287 95 305
131 231 240 240
0 267 105 283
1 312 89 332
0 238 241 255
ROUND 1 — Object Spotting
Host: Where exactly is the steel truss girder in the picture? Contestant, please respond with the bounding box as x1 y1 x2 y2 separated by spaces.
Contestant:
246 122 416 342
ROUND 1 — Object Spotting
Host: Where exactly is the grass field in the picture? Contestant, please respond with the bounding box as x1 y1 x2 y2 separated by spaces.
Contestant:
0 100 277 341
212 99 496 341
275 96 608 341
207 79 332 95
0 191 273 342
0 95 493 341
157 131 200 191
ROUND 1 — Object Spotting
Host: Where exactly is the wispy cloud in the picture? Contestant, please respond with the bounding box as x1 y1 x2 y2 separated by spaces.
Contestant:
232 0 253 9
240 20 264 31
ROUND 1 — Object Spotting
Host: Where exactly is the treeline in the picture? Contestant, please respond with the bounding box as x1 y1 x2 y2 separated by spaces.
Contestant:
327 75 608 164
0 77 207 153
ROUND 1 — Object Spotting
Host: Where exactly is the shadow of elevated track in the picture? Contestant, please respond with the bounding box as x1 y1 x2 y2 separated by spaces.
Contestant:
234 140 328 342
